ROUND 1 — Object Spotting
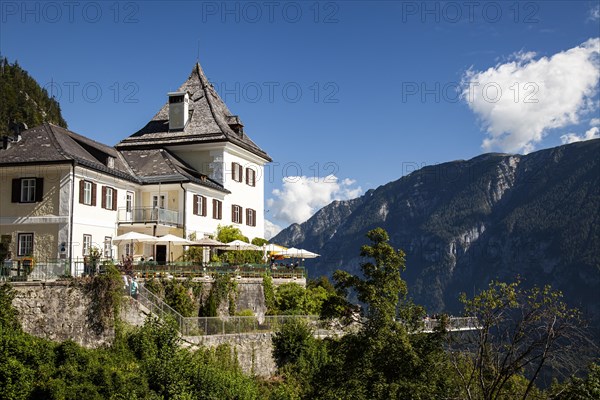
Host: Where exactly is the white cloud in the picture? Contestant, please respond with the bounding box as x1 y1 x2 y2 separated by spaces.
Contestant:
264 220 282 240
560 126 600 144
461 38 600 153
267 175 362 226
590 118 600 126
589 5 600 21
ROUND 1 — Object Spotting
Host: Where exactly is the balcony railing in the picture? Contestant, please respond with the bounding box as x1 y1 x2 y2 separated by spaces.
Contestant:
117 207 180 226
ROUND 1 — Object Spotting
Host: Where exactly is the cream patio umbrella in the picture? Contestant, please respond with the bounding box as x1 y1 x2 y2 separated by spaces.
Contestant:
155 234 195 263
112 231 158 259
225 240 262 251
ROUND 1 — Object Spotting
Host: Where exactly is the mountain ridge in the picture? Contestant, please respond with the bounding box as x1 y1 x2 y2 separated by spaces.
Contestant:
273 139 600 327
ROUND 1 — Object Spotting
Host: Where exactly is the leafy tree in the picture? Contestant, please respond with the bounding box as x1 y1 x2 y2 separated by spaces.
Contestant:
251 237 268 247
325 227 408 331
0 57 68 135
272 317 329 392
289 228 454 399
216 225 249 243
449 279 593 400
555 363 600 399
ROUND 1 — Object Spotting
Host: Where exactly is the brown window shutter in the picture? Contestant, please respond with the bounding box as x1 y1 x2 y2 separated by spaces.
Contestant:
12 179 20 203
231 162 236 181
112 189 117 210
231 204 235 222
246 208 249 225
213 199 217 219
245 170 249 185
193 195 199 215
79 180 85 204
101 186 107 209
91 183 97 206
238 164 243 182
35 178 44 202
202 196 207 216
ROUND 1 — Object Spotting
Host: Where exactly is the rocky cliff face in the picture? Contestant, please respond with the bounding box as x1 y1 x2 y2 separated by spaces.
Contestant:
273 140 600 328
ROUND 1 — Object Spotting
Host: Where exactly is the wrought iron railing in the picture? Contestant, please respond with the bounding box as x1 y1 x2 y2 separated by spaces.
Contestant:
132 263 306 280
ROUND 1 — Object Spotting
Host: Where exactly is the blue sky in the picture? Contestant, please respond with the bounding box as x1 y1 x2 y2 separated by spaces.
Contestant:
2 1 599 236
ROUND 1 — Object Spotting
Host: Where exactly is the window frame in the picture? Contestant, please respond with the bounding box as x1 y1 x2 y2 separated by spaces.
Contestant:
83 181 93 205
212 199 222 220
20 178 36 203
104 236 112 258
232 162 243 182
83 234 92 256
246 208 256 227
103 186 115 210
193 194 207 216
12 178 43 204
126 192 134 212
17 233 34 256
106 187 113 209
232 204 243 224
152 194 167 209
245 168 256 187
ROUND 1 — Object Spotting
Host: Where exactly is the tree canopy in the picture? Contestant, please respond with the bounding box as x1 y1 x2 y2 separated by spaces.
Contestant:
0 57 67 135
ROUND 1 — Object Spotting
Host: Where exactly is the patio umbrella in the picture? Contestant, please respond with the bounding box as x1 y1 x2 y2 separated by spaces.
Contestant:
295 248 320 259
188 237 225 247
188 237 225 264
263 243 288 262
274 247 320 259
112 231 157 244
112 232 158 257
155 234 195 263
225 240 262 251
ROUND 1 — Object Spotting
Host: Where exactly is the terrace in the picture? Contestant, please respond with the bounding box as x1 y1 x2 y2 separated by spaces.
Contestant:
0 258 306 282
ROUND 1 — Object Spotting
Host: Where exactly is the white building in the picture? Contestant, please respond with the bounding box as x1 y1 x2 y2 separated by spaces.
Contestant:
0 62 271 267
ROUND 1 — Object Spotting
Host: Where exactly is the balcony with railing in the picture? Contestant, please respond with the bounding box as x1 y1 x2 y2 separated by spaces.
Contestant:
117 207 181 227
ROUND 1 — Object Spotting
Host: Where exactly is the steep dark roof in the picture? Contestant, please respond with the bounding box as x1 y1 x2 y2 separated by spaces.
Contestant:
119 148 229 192
115 62 272 162
0 123 227 191
0 123 139 182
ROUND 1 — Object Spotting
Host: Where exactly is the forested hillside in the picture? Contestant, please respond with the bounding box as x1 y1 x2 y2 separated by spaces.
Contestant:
0 57 67 135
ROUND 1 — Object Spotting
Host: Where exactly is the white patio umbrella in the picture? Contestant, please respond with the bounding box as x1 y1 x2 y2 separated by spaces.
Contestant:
112 231 158 259
274 247 320 259
112 231 158 244
155 234 195 263
295 248 320 259
225 240 262 251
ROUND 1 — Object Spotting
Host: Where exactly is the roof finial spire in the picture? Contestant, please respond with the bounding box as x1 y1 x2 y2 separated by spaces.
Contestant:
196 39 200 63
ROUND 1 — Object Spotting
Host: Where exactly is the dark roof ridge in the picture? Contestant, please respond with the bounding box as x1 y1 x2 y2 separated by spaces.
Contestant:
47 122 119 157
42 122 71 160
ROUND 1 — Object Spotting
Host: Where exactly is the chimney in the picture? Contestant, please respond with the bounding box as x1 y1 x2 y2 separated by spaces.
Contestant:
2 121 26 150
168 92 189 130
